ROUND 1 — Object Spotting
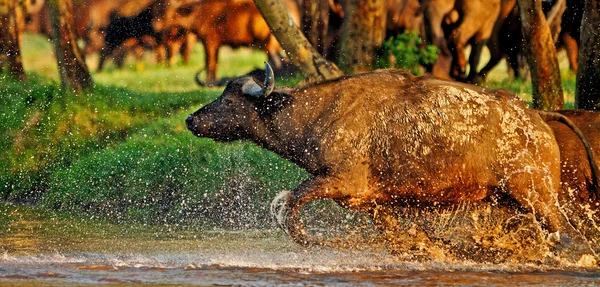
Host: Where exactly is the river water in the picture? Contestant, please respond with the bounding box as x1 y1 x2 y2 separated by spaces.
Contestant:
2 204 600 286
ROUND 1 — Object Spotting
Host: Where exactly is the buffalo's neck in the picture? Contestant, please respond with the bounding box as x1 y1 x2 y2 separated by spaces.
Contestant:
251 91 334 174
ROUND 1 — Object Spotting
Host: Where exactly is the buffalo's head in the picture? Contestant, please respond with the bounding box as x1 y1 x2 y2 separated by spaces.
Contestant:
186 62 280 142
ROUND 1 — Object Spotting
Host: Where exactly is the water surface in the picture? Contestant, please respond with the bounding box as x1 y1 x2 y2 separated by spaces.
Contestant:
2 204 600 286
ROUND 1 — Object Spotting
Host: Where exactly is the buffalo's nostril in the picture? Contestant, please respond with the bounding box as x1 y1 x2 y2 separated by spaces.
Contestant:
186 115 194 129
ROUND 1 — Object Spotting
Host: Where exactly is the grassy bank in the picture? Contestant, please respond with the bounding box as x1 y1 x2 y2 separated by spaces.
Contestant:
1 34 309 227
0 33 577 227
0 73 308 226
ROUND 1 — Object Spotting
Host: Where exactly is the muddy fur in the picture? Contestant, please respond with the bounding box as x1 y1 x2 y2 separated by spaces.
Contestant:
186 68 590 260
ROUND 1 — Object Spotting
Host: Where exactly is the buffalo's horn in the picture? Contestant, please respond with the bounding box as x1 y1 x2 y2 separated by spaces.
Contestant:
242 62 275 98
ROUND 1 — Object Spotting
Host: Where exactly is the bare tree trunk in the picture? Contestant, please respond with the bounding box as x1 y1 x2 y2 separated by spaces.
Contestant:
518 0 563 110
254 0 343 82
301 0 330 55
546 0 566 42
338 0 386 73
0 0 26 81
576 0 600 110
47 0 93 94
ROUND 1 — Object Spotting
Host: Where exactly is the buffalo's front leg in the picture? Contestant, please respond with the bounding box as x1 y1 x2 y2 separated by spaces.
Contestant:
270 176 336 246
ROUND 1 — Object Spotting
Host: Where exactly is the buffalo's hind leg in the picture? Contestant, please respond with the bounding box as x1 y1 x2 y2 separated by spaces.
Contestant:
506 171 594 259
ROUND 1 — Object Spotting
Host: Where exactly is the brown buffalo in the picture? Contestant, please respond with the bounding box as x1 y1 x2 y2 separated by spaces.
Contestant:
546 110 600 203
153 0 300 85
478 0 583 81
186 64 596 254
22 0 122 53
424 0 503 82
543 110 600 242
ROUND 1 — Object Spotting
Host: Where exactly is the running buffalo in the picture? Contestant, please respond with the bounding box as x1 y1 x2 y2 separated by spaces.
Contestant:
185 64 594 252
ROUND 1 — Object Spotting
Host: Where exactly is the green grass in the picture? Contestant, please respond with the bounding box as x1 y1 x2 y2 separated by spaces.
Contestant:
3 33 308 226
473 46 577 107
1 33 578 226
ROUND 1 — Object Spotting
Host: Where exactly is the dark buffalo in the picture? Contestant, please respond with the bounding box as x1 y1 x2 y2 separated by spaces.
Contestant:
556 0 584 72
186 64 598 254
97 5 159 71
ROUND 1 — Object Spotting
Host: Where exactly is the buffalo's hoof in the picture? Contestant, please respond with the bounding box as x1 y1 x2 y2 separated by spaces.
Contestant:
269 190 292 231
269 190 312 246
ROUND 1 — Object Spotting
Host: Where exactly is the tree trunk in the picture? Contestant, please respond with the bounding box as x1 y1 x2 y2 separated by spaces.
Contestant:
575 0 600 110
546 0 566 43
338 0 387 73
301 0 330 55
253 0 343 82
518 0 563 110
0 0 26 81
47 0 93 94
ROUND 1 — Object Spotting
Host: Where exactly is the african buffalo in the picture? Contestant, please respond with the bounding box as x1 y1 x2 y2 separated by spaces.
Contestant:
153 0 300 85
478 0 583 81
97 5 159 71
542 110 600 243
546 110 600 202
185 64 600 255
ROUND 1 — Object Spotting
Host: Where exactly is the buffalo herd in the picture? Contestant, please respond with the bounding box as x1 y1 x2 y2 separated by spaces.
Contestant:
17 0 583 84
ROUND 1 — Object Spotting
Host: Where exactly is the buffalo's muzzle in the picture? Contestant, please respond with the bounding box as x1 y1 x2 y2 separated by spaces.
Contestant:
186 114 195 131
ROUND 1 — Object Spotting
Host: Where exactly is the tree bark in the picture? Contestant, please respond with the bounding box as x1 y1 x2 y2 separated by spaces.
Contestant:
546 0 566 43
0 0 26 81
47 0 93 94
338 0 387 73
575 0 600 110
254 0 343 82
301 0 330 55
518 0 563 110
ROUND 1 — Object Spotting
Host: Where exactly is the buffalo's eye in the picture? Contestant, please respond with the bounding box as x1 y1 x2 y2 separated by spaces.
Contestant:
223 98 234 106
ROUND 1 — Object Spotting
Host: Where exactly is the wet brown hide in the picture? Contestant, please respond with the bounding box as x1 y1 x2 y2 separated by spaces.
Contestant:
548 110 600 204
186 68 573 252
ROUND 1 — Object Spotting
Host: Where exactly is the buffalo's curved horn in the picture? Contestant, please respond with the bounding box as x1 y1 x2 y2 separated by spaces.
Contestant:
242 62 275 98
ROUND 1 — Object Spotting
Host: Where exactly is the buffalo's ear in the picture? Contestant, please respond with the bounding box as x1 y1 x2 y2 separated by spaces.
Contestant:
242 62 275 98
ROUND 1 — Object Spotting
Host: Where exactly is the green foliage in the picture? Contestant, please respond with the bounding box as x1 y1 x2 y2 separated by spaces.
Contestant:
377 31 438 75
42 116 307 225
0 60 306 226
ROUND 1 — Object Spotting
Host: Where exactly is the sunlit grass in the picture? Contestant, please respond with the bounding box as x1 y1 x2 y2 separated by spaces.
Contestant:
3 33 308 225
473 46 577 107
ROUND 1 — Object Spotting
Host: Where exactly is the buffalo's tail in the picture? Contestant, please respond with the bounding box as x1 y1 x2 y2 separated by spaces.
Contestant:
194 68 230 87
538 110 600 194
195 68 208 87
